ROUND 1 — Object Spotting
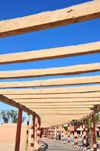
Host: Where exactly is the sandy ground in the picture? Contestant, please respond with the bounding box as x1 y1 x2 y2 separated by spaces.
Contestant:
0 141 25 151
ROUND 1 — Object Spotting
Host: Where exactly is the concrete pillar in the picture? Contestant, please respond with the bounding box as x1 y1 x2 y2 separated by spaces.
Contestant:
15 109 22 151
62 125 64 141
37 119 41 149
83 120 86 150
50 127 52 139
25 113 30 151
91 115 97 151
68 124 70 144
53 127 55 139
74 122 78 146
57 126 59 141
35 121 37 147
30 115 35 151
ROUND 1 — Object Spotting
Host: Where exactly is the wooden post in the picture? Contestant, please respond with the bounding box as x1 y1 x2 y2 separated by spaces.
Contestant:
61 125 63 141
44 128 45 138
83 120 86 150
15 109 22 151
25 113 30 151
91 115 97 151
37 118 41 149
38 119 41 147
68 124 70 143
46 128 47 138
57 126 58 141
35 120 37 149
53 127 54 140
30 115 35 151
74 122 78 146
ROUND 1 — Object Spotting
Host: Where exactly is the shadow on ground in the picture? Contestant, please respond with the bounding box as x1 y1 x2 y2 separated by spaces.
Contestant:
40 141 48 151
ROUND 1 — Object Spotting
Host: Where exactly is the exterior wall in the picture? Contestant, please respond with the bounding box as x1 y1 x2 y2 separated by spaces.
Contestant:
0 123 27 141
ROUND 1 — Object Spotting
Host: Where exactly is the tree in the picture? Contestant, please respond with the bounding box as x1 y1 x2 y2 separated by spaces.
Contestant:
85 114 100 148
1 110 10 123
1 109 26 123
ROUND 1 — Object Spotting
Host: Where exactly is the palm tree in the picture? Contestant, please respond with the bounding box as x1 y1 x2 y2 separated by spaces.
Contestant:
85 114 100 148
1 110 10 123
1 109 26 123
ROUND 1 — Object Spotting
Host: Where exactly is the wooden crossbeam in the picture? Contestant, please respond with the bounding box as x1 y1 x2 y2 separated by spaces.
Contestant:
0 41 100 65
0 85 100 94
0 1 100 38
0 63 100 79
0 95 40 119
5 93 100 99
18 102 99 106
0 75 100 88
34 111 91 114
26 105 93 108
29 108 91 111
13 98 100 103
41 115 88 117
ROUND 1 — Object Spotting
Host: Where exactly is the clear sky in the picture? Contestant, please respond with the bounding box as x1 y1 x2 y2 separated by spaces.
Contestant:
0 0 100 123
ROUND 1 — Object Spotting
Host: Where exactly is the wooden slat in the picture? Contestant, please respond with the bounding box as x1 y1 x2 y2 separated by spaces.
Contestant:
18 102 99 106
0 1 100 38
29 108 91 111
6 93 100 99
0 95 40 119
0 41 100 65
0 63 100 79
0 85 100 94
13 98 100 103
0 75 100 88
34 111 91 114
26 105 93 108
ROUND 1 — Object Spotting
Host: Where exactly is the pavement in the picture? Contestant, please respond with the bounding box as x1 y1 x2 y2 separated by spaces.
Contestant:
40 138 79 151
64 135 100 151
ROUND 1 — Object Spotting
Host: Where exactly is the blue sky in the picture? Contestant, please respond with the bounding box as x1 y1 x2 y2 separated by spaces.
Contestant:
0 0 100 123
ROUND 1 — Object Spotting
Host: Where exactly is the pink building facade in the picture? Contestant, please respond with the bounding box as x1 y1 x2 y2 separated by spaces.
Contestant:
0 123 28 141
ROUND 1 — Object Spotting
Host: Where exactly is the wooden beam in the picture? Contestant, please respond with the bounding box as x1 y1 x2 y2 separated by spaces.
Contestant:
0 85 100 94
13 98 100 103
28 109 92 113
0 41 100 65
0 75 100 88
27 105 93 108
0 1 100 38
30 108 91 111
40 113 90 116
5 92 100 99
19 102 98 106
0 63 100 79
29 109 92 114
0 95 40 119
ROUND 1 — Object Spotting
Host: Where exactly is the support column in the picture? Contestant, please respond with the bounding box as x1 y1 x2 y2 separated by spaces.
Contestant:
15 109 22 151
91 115 97 151
30 115 35 151
25 113 30 151
53 127 55 139
62 125 64 141
37 118 41 149
74 122 78 146
35 120 37 148
50 127 52 139
83 120 86 150
57 126 58 141
68 124 70 144
46 128 47 138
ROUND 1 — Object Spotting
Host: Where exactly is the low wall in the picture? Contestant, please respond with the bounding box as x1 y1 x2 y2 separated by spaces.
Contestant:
0 123 28 141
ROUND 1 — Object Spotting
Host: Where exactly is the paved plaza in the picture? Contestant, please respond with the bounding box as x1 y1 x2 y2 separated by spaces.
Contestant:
40 138 78 151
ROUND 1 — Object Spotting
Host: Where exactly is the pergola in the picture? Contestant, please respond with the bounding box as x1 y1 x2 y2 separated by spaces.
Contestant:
0 0 100 151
